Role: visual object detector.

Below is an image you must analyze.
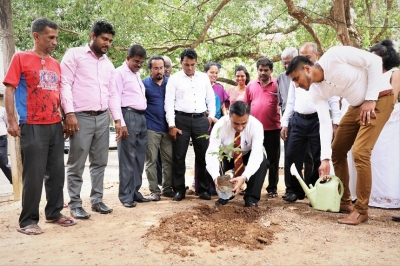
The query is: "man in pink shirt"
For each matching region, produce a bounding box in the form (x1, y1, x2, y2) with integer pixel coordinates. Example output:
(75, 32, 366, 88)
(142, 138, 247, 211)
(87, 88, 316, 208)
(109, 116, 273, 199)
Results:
(244, 58, 281, 198)
(60, 21, 122, 219)
(115, 44, 150, 207)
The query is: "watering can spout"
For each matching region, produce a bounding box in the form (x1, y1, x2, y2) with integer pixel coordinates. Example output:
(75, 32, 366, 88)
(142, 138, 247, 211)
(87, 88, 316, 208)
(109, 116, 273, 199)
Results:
(290, 163, 317, 206)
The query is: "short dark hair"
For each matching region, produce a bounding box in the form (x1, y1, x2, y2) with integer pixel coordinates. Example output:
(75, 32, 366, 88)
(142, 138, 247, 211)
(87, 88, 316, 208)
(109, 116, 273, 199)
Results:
(91, 21, 115, 37)
(204, 62, 221, 72)
(147, 55, 164, 69)
(256, 58, 273, 70)
(235, 65, 250, 85)
(370, 40, 400, 71)
(31, 18, 58, 34)
(127, 44, 146, 58)
(229, 101, 250, 117)
(180, 49, 197, 61)
(285, 56, 314, 76)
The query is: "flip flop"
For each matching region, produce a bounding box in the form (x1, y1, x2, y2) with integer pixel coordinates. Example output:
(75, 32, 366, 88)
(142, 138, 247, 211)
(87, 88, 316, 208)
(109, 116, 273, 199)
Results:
(45, 215, 77, 227)
(16, 224, 44, 235)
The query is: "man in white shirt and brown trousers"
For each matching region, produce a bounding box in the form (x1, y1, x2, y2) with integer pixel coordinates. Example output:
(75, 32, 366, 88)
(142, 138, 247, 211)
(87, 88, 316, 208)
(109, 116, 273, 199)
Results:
(206, 101, 268, 207)
(165, 48, 216, 201)
(286, 46, 394, 225)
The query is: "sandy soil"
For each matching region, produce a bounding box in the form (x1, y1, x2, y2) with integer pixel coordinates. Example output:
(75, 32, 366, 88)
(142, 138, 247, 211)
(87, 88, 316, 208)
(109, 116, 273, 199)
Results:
(1, 151, 400, 265)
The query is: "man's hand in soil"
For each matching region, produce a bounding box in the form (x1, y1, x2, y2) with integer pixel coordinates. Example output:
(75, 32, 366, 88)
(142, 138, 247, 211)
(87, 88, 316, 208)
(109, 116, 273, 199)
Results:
(230, 175, 247, 196)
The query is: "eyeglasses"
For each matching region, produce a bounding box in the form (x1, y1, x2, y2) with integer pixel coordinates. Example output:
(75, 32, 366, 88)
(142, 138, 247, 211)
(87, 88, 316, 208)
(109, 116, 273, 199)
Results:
(151, 67, 164, 71)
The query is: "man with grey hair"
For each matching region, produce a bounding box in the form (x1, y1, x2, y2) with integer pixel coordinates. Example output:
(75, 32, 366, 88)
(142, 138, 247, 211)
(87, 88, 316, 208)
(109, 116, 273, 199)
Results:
(277, 47, 298, 199)
(163, 56, 173, 77)
(281, 42, 341, 203)
(278, 47, 298, 115)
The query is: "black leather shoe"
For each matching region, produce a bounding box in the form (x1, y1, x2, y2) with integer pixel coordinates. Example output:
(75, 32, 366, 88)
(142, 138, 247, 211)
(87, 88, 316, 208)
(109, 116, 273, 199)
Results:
(282, 192, 290, 199)
(172, 192, 185, 201)
(244, 199, 258, 207)
(91, 202, 113, 214)
(392, 215, 400, 222)
(199, 191, 211, 200)
(215, 198, 229, 206)
(136, 198, 151, 203)
(70, 207, 91, 219)
(122, 201, 137, 208)
(283, 193, 305, 203)
(161, 191, 176, 198)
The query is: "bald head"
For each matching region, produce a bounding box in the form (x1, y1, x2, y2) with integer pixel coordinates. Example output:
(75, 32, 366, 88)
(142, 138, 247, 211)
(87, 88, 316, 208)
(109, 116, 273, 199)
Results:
(299, 42, 319, 63)
(163, 56, 172, 77)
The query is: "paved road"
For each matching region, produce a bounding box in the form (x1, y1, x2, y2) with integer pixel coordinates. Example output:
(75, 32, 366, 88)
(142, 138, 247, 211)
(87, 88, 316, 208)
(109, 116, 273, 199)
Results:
(0, 140, 285, 199)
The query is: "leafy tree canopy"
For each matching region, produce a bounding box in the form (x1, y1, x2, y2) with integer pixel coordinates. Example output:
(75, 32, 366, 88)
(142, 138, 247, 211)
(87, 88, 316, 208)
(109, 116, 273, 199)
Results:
(11, 0, 400, 83)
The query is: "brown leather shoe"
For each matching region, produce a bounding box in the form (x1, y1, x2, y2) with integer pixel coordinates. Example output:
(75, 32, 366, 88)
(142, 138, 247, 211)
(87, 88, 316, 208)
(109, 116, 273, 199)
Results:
(338, 210, 368, 225)
(340, 204, 354, 213)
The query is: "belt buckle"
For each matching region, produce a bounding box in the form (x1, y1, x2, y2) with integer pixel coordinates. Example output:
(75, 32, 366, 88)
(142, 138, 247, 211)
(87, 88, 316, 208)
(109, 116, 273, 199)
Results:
(191, 113, 194, 118)
(90, 111, 97, 116)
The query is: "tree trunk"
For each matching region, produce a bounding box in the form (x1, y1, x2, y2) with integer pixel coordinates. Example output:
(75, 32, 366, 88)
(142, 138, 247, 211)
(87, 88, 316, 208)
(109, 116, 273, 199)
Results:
(0, 0, 23, 201)
(331, 0, 361, 47)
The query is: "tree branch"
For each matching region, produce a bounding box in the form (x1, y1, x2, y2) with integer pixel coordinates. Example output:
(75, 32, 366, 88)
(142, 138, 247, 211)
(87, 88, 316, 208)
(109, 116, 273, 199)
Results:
(161, 2, 188, 12)
(58, 27, 79, 35)
(371, 0, 392, 45)
(284, 0, 324, 52)
(190, 0, 232, 48)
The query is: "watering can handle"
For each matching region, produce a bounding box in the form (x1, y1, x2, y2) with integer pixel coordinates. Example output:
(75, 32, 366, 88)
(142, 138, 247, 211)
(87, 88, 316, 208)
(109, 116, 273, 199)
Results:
(315, 175, 344, 197)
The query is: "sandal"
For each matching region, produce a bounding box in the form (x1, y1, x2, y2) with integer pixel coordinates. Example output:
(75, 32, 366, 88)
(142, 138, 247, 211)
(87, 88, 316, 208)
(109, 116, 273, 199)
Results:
(45, 215, 77, 227)
(17, 224, 44, 235)
(268, 191, 278, 198)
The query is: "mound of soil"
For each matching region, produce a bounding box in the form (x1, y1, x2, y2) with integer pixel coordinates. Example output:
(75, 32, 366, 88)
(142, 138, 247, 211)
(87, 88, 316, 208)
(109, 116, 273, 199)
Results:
(144, 204, 276, 256)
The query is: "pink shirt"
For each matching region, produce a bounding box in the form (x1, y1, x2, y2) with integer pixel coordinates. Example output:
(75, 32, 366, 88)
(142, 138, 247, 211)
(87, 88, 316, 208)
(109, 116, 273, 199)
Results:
(244, 78, 280, 131)
(115, 62, 147, 126)
(228, 87, 245, 105)
(60, 44, 121, 121)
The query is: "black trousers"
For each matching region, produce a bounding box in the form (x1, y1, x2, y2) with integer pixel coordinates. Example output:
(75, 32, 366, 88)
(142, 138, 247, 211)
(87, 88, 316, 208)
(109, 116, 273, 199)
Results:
(221, 151, 268, 202)
(263, 129, 281, 193)
(283, 130, 314, 192)
(173, 113, 211, 194)
(19, 123, 65, 227)
(284, 113, 321, 197)
(0, 138, 12, 184)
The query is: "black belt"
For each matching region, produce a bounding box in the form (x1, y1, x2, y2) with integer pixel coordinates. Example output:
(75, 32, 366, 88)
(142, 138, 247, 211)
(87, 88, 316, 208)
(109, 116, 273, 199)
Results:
(0, 135, 7, 140)
(175, 110, 205, 118)
(80, 110, 108, 116)
(122, 107, 145, 115)
(294, 112, 318, 119)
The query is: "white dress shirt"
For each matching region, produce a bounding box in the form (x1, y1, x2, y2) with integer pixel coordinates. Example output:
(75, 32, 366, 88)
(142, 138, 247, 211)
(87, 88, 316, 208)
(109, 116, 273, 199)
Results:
(310, 46, 391, 160)
(0, 107, 8, 136)
(281, 82, 341, 127)
(165, 70, 216, 127)
(206, 115, 264, 181)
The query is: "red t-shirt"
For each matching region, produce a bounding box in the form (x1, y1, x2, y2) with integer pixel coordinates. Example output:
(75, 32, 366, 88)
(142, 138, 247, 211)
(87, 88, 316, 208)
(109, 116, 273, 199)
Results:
(244, 78, 281, 130)
(3, 51, 61, 124)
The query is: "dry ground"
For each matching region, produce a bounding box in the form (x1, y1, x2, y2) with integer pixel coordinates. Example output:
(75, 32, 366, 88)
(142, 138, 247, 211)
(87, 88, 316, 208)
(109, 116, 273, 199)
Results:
(0, 152, 399, 265)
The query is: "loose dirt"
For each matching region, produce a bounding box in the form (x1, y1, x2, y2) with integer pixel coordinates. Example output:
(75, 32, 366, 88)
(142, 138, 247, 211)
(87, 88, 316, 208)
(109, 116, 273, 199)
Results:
(1, 166, 399, 265)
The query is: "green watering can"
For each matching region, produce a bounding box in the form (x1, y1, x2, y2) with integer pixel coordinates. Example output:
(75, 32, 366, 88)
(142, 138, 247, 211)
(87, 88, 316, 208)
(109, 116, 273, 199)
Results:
(290, 163, 344, 212)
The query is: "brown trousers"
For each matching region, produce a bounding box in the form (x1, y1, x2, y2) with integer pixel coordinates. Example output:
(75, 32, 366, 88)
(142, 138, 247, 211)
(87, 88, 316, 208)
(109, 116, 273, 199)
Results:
(332, 94, 395, 214)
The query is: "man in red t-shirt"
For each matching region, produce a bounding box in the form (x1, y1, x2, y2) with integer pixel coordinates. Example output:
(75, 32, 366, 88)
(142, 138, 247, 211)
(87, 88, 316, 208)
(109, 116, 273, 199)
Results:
(244, 58, 281, 198)
(3, 18, 76, 235)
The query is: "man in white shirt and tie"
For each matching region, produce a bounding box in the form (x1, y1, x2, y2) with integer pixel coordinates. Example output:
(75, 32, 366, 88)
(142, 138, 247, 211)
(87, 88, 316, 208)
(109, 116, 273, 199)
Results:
(165, 48, 216, 201)
(286, 46, 393, 225)
(206, 101, 268, 207)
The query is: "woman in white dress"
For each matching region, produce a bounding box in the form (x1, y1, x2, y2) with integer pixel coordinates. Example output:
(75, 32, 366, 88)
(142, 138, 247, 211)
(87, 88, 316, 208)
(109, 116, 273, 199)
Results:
(367, 40, 400, 208)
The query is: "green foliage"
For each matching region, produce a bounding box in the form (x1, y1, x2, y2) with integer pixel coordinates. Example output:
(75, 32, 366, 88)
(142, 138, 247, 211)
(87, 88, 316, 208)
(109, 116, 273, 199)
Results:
(10, 0, 400, 82)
